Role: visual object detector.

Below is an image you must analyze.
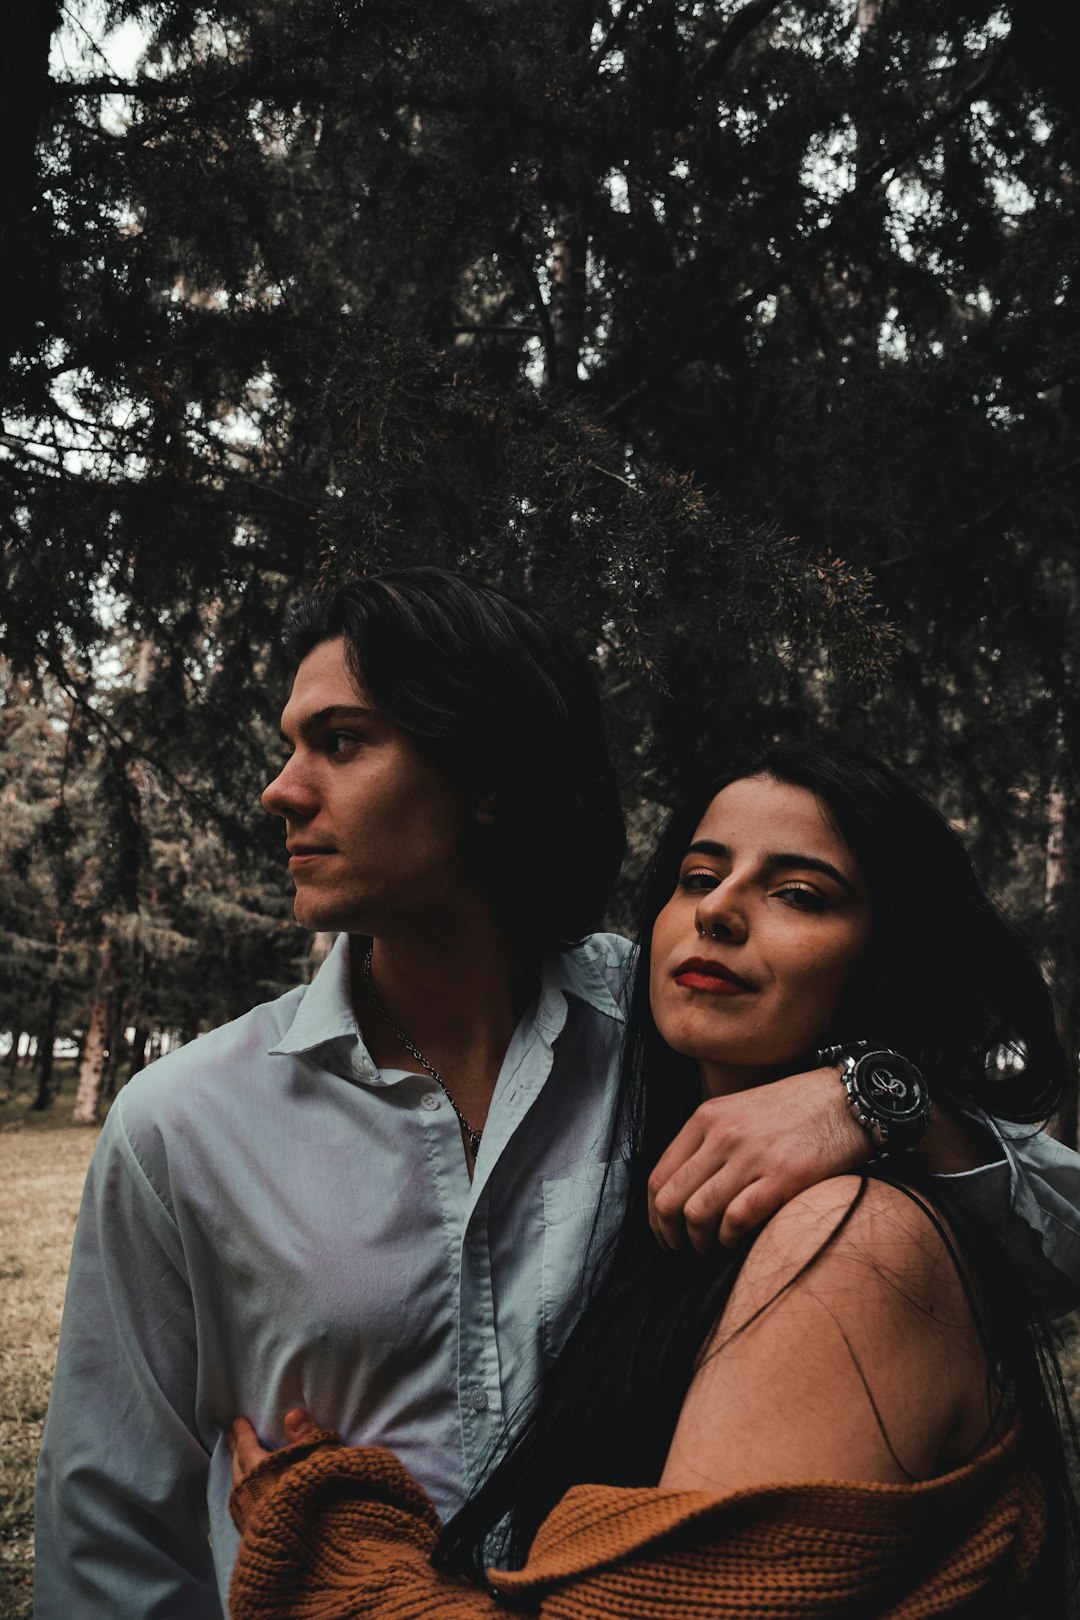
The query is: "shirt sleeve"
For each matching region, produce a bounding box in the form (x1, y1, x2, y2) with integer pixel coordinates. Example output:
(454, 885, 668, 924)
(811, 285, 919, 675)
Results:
(34, 1099, 224, 1618)
(932, 1117, 1080, 1317)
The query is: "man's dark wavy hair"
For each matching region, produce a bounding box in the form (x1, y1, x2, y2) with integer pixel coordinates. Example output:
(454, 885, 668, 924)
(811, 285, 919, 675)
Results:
(285, 568, 626, 946)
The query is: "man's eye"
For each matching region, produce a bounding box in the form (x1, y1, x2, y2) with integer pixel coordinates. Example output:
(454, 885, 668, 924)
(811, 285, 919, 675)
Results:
(775, 885, 829, 913)
(326, 731, 363, 755)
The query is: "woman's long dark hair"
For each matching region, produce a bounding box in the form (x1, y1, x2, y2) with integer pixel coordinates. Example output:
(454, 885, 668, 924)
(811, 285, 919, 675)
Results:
(435, 742, 1076, 1601)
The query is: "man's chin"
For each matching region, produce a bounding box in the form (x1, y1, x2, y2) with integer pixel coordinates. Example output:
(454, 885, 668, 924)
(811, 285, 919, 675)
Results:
(292, 889, 375, 936)
(293, 897, 351, 934)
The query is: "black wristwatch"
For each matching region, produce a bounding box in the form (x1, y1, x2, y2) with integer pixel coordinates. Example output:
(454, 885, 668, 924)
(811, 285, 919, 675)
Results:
(816, 1042, 931, 1161)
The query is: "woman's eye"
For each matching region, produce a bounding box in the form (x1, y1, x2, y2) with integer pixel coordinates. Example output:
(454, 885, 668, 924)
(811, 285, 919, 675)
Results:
(679, 868, 720, 893)
(775, 885, 829, 913)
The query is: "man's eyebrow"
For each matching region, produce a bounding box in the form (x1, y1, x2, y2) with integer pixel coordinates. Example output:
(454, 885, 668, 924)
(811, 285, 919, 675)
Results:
(279, 704, 376, 742)
(684, 840, 858, 898)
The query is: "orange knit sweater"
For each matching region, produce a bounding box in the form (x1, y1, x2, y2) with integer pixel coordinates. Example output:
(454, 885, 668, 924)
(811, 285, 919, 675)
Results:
(229, 1422, 1044, 1619)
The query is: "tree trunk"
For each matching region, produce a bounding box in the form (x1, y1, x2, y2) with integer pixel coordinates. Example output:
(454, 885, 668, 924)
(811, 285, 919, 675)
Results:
(32, 979, 62, 1110)
(1045, 755, 1079, 1147)
(0, 0, 63, 375)
(845, 0, 888, 360)
(545, 206, 587, 389)
(127, 1024, 151, 1081)
(72, 937, 115, 1124)
(134, 638, 155, 693)
(543, 4, 592, 392)
(0, 1035, 16, 1101)
(101, 985, 127, 1100)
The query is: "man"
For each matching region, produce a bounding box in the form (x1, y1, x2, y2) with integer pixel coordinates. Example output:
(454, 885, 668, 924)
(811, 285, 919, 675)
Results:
(36, 569, 1080, 1616)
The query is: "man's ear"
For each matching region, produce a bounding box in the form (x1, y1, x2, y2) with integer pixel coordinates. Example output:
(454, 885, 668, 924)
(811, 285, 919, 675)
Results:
(474, 791, 497, 826)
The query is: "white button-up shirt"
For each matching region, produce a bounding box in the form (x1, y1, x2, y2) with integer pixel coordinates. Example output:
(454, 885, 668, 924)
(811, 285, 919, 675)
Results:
(35, 933, 629, 1615)
(34, 931, 1080, 1616)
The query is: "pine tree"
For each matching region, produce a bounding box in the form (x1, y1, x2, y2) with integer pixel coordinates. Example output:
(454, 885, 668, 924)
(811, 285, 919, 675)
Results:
(3, 0, 1078, 1130)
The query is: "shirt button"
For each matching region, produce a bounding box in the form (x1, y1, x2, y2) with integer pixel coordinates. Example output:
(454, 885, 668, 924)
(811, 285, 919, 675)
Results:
(468, 1389, 489, 1412)
(420, 1091, 441, 1111)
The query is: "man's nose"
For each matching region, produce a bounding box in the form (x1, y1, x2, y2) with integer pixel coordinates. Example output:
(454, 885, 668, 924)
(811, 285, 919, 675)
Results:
(695, 881, 749, 945)
(261, 755, 316, 820)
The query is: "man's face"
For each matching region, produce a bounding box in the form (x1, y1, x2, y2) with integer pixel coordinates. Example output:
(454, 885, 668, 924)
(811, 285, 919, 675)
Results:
(262, 638, 474, 936)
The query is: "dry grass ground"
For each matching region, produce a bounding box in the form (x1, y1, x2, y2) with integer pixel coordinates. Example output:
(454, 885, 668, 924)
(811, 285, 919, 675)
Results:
(1, 1085, 1078, 1620)
(0, 1094, 99, 1620)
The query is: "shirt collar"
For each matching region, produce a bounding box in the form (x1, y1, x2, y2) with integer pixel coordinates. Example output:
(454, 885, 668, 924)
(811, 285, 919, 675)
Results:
(269, 932, 363, 1059)
(269, 931, 625, 1070)
(536, 937, 625, 1029)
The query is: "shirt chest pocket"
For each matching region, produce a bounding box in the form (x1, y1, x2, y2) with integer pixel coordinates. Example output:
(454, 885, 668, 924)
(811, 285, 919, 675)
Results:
(541, 1158, 630, 1360)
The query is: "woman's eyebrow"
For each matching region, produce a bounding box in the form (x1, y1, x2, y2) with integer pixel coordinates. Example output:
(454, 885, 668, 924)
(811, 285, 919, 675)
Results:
(766, 852, 858, 897)
(684, 840, 858, 898)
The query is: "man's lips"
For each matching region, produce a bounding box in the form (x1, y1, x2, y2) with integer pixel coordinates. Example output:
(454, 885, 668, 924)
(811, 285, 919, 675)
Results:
(287, 845, 338, 867)
(672, 957, 755, 994)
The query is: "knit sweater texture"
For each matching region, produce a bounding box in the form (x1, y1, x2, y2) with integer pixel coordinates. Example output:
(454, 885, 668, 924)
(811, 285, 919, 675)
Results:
(229, 1422, 1043, 1619)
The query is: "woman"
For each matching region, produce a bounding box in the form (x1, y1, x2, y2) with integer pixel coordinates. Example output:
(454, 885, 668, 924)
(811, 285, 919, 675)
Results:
(228, 743, 1077, 1617)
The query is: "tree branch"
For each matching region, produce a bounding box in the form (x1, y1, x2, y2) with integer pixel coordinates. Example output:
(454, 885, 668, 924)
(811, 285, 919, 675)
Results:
(448, 324, 542, 336)
(585, 0, 647, 80)
(692, 0, 786, 92)
(856, 39, 1010, 191)
(48, 73, 186, 100)
(601, 38, 1015, 429)
(503, 226, 558, 378)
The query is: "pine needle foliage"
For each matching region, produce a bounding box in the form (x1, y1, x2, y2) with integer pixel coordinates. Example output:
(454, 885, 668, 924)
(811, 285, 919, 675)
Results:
(2, 1, 1078, 1124)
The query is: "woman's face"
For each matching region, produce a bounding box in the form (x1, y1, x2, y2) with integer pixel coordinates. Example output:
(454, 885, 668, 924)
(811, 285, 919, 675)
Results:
(650, 775, 872, 1096)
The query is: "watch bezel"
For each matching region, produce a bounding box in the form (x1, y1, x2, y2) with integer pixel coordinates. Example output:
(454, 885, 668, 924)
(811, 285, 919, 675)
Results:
(849, 1048, 928, 1129)
(819, 1041, 931, 1159)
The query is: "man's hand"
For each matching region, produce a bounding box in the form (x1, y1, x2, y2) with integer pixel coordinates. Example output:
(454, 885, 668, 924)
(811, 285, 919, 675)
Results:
(648, 1066, 871, 1252)
(228, 1409, 322, 1487)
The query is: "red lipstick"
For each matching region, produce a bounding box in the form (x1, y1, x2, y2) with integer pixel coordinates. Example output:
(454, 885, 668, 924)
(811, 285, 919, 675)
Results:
(673, 957, 754, 995)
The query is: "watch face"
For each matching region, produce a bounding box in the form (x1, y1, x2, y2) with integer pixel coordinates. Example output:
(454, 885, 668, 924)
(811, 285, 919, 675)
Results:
(852, 1051, 927, 1125)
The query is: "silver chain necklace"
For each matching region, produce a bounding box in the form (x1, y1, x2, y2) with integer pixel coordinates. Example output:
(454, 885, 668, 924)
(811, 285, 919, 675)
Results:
(362, 943, 482, 1158)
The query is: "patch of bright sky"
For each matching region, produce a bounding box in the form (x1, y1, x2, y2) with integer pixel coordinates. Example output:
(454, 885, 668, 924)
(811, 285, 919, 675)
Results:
(50, 1, 153, 136)
(89, 577, 127, 680)
(878, 308, 908, 360)
(50, 2, 149, 80)
(207, 371, 277, 451)
(886, 171, 938, 268)
(523, 335, 544, 388)
(607, 170, 630, 214)
(589, 8, 626, 76)
(800, 122, 856, 207)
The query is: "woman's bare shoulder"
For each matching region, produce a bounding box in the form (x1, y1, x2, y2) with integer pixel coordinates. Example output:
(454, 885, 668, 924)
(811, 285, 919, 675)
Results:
(724, 1173, 971, 1331)
(660, 1174, 991, 1492)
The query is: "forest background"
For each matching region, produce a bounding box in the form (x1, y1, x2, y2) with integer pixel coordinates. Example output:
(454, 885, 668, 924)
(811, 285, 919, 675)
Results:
(2, 2, 1080, 1614)
(2, 0, 1079, 1133)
